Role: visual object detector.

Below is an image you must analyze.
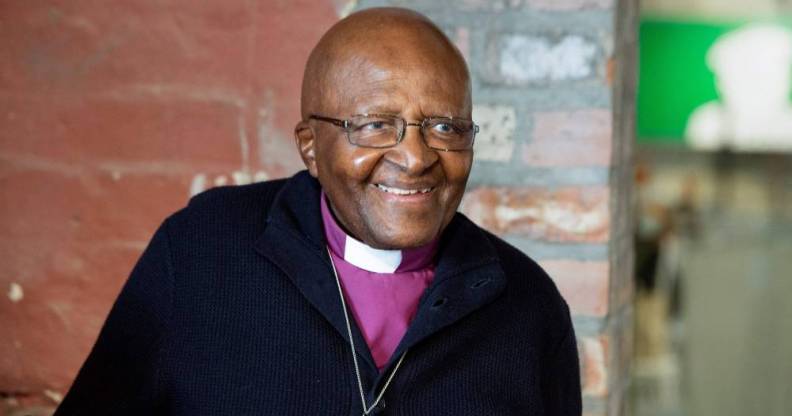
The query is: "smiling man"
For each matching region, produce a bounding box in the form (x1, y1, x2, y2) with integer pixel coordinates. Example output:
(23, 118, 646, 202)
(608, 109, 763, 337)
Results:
(55, 7, 581, 416)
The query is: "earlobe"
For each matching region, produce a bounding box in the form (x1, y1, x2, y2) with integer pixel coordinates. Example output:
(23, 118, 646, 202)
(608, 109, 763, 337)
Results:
(294, 121, 318, 177)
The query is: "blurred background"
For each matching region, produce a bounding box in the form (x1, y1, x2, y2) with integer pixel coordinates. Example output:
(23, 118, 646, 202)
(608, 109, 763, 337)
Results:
(1, 0, 791, 415)
(632, 0, 792, 415)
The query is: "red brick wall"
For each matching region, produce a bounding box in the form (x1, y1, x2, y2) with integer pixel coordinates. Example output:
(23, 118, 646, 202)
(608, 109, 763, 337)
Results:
(1, 1, 342, 411)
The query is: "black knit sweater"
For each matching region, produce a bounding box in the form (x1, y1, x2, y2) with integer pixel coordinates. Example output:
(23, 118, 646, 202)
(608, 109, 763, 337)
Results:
(55, 170, 581, 415)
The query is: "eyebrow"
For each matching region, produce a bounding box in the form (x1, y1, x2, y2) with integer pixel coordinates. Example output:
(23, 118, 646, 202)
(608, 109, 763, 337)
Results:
(346, 97, 402, 115)
(359, 107, 402, 115)
(346, 95, 465, 119)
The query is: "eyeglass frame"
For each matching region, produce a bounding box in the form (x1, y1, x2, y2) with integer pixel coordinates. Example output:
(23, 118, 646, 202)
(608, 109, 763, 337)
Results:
(308, 113, 479, 152)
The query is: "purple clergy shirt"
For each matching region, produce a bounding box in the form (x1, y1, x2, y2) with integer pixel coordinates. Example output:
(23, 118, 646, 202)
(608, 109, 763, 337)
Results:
(320, 192, 437, 370)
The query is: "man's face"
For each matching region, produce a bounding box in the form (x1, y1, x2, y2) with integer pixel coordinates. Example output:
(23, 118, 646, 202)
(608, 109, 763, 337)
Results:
(305, 50, 473, 249)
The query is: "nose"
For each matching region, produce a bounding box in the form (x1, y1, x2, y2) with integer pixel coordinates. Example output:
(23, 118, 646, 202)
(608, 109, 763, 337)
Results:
(384, 123, 439, 175)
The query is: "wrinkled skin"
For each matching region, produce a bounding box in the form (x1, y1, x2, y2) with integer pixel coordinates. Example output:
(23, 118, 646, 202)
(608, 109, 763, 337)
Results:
(295, 8, 473, 249)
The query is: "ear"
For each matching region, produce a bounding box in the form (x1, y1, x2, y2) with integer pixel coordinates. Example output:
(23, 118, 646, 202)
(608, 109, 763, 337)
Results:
(294, 120, 318, 177)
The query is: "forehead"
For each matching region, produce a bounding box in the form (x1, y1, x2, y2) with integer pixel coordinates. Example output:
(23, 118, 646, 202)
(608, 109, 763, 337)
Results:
(326, 50, 471, 117)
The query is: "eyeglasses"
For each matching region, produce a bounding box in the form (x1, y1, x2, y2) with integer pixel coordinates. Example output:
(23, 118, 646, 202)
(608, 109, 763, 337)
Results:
(309, 113, 478, 151)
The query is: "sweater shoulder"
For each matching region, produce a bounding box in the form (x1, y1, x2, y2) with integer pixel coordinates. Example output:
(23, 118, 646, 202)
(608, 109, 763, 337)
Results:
(188, 177, 288, 211)
(480, 227, 552, 289)
(167, 177, 289, 233)
(478, 226, 571, 320)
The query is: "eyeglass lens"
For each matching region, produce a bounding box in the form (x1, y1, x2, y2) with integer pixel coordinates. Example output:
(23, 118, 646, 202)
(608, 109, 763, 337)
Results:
(346, 115, 475, 150)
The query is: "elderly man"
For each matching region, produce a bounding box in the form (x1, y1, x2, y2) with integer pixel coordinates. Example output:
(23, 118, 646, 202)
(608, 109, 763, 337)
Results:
(55, 7, 581, 416)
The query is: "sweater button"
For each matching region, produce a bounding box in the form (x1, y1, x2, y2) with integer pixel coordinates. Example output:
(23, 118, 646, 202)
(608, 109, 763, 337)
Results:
(431, 297, 448, 309)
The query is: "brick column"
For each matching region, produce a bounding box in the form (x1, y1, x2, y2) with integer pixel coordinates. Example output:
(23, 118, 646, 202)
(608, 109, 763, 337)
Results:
(352, 0, 638, 414)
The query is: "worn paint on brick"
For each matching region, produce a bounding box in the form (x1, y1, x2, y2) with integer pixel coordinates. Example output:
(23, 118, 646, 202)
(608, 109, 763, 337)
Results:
(473, 105, 517, 162)
(519, 0, 614, 10)
(539, 260, 609, 316)
(524, 109, 612, 167)
(456, 0, 613, 10)
(580, 335, 609, 397)
(499, 34, 598, 83)
(461, 186, 610, 242)
(454, 27, 471, 61)
(333, 0, 359, 17)
(7, 283, 24, 303)
(189, 170, 273, 197)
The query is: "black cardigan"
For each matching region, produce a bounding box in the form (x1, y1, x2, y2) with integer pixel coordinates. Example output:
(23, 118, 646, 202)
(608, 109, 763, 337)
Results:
(55, 170, 582, 415)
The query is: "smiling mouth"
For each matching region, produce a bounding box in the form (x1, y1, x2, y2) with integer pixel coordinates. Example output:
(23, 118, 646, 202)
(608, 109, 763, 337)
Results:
(375, 183, 434, 195)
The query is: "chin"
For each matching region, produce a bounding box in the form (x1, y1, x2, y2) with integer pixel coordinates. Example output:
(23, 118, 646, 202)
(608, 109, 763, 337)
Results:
(371, 238, 428, 250)
(367, 227, 437, 250)
(364, 212, 454, 249)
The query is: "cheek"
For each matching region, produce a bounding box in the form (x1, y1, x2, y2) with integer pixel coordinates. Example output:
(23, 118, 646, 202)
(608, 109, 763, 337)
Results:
(321, 141, 382, 179)
(438, 154, 472, 213)
(440, 153, 473, 186)
(347, 150, 383, 180)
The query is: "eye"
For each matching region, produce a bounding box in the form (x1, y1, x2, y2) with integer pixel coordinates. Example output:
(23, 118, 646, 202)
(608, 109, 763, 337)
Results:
(352, 117, 396, 134)
(433, 122, 454, 133)
(361, 121, 388, 131)
(430, 121, 461, 136)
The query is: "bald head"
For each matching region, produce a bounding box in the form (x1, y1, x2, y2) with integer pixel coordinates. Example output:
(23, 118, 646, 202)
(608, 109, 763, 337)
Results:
(293, 8, 475, 249)
(300, 7, 470, 119)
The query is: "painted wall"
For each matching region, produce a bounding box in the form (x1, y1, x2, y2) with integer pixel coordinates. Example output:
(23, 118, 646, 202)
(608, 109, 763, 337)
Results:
(0, 1, 343, 411)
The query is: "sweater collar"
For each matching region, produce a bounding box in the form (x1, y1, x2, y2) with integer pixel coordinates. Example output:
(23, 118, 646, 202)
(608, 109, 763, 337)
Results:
(320, 191, 437, 273)
(254, 170, 507, 377)
(257, 170, 505, 288)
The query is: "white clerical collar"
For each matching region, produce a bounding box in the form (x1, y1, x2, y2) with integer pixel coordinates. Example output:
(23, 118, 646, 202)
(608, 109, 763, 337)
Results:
(342, 235, 402, 273)
(320, 190, 437, 274)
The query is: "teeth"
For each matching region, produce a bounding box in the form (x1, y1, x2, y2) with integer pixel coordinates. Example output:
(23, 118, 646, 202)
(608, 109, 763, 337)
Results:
(376, 184, 433, 195)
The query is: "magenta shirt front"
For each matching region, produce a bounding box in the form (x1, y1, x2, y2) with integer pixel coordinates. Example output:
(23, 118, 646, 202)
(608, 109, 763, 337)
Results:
(320, 193, 437, 370)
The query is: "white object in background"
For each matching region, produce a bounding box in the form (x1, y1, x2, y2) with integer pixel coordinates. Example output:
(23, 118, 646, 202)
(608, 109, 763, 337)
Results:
(686, 24, 792, 152)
